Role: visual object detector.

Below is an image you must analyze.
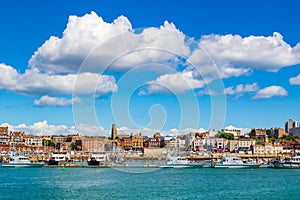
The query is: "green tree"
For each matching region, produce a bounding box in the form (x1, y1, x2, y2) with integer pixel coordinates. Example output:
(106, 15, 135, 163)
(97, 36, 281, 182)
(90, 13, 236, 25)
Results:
(160, 142, 167, 148)
(281, 135, 297, 142)
(70, 142, 77, 150)
(42, 139, 55, 147)
(216, 132, 234, 140)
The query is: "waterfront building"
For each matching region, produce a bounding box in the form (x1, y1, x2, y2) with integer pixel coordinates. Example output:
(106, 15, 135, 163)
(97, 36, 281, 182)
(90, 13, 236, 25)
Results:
(168, 138, 186, 150)
(216, 138, 228, 152)
(154, 132, 161, 147)
(227, 139, 256, 152)
(24, 134, 43, 147)
(0, 126, 9, 145)
(289, 127, 300, 137)
(10, 131, 25, 145)
(131, 133, 143, 151)
(185, 133, 195, 151)
(203, 138, 216, 152)
(193, 138, 204, 151)
(51, 135, 67, 151)
(65, 134, 82, 151)
(253, 142, 283, 155)
(285, 118, 298, 133)
(82, 137, 107, 152)
(267, 127, 287, 138)
(161, 135, 173, 145)
(120, 137, 132, 151)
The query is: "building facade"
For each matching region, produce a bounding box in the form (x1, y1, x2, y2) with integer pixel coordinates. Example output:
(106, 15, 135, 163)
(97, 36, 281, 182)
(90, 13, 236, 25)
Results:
(285, 118, 298, 133)
(82, 137, 107, 152)
(290, 127, 300, 137)
(267, 127, 287, 138)
(0, 127, 9, 145)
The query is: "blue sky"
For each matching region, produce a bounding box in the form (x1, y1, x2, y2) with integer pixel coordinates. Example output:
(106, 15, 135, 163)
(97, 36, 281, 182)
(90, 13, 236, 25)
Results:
(0, 0, 300, 136)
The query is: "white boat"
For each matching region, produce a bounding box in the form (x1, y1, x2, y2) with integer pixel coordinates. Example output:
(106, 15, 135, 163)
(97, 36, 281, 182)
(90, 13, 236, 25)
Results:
(88, 153, 109, 166)
(273, 154, 300, 169)
(1, 154, 44, 168)
(47, 153, 70, 166)
(160, 153, 204, 168)
(214, 154, 260, 169)
(114, 155, 125, 164)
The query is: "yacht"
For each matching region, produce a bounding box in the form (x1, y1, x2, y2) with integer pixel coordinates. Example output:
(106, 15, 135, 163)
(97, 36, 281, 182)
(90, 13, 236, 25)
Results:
(1, 153, 44, 168)
(273, 154, 300, 169)
(160, 153, 204, 168)
(214, 154, 260, 168)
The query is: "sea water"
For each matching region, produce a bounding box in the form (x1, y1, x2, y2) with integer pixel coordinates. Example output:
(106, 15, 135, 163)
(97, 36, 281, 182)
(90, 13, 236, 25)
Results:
(0, 167, 300, 199)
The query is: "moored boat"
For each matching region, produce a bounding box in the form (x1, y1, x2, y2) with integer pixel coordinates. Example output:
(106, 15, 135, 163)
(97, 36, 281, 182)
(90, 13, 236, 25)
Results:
(273, 154, 300, 169)
(1, 153, 44, 168)
(160, 153, 204, 168)
(47, 153, 70, 166)
(87, 153, 109, 166)
(214, 154, 260, 169)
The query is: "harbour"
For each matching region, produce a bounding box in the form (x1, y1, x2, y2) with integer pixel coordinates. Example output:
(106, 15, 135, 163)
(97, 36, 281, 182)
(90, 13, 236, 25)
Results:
(1, 167, 300, 200)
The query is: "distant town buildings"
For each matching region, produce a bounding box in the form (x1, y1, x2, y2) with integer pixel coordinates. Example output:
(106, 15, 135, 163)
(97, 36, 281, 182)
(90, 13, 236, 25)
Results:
(1, 118, 300, 155)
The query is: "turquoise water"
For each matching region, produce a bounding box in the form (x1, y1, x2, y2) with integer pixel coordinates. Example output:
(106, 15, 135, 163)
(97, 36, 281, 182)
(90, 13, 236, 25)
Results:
(1, 167, 300, 199)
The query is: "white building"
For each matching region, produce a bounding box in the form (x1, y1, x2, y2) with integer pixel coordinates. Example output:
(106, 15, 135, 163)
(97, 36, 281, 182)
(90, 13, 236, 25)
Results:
(253, 143, 283, 155)
(168, 138, 186, 150)
(25, 136, 43, 147)
(193, 139, 204, 151)
(185, 133, 195, 151)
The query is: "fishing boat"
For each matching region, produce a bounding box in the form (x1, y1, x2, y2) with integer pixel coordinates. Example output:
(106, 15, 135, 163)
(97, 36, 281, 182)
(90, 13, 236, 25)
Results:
(1, 153, 44, 168)
(214, 154, 260, 168)
(273, 154, 300, 169)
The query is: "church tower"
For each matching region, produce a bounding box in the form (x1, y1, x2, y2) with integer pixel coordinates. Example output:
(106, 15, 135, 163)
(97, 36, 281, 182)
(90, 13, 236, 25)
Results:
(111, 123, 117, 140)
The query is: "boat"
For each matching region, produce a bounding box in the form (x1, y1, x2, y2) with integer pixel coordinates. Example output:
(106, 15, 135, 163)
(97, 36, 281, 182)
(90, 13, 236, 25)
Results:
(273, 154, 300, 169)
(87, 153, 109, 166)
(1, 153, 44, 168)
(160, 153, 204, 168)
(47, 153, 70, 166)
(213, 154, 260, 168)
(114, 155, 125, 164)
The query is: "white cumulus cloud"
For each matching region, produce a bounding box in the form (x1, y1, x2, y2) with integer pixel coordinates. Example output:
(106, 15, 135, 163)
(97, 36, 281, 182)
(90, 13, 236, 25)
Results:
(0, 121, 109, 136)
(0, 63, 117, 97)
(29, 12, 190, 74)
(253, 85, 288, 99)
(34, 96, 81, 107)
(139, 71, 204, 95)
(225, 83, 259, 95)
(193, 32, 300, 78)
(289, 74, 300, 85)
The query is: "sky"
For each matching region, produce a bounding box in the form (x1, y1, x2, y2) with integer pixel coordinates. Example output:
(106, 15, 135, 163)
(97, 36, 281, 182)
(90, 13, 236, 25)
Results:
(0, 0, 300, 136)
